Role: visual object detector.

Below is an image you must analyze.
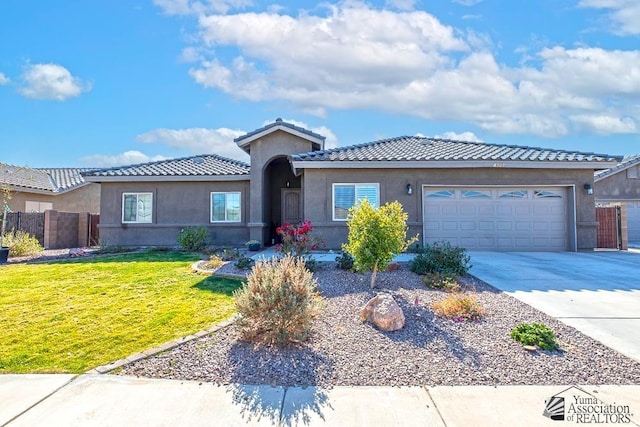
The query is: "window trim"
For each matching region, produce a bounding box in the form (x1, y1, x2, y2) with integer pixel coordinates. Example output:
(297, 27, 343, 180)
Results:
(210, 191, 242, 223)
(332, 183, 380, 221)
(122, 192, 153, 224)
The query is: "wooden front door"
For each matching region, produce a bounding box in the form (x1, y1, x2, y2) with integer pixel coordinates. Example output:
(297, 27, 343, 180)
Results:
(282, 189, 302, 226)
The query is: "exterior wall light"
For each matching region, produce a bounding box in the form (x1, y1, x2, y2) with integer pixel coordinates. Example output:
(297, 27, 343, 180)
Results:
(584, 183, 593, 195)
(406, 183, 413, 195)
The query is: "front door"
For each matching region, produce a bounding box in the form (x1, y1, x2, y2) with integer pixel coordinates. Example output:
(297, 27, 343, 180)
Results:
(282, 189, 302, 226)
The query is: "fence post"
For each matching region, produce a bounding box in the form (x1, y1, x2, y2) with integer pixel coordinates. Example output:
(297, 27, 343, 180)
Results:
(43, 210, 58, 249)
(77, 212, 90, 247)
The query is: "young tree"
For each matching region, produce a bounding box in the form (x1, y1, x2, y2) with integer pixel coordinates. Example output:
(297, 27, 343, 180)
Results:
(343, 199, 418, 288)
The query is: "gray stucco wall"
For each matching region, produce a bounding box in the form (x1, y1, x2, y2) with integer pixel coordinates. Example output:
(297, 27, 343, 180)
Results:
(8, 183, 101, 213)
(301, 167, 597, 251)
(98, 180, 249, 247)
(595, 165, 640, 200)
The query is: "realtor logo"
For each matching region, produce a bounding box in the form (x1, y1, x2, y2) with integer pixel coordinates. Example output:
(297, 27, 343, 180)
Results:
(544, 396, 565, 421)
(543, 386, 635, 424)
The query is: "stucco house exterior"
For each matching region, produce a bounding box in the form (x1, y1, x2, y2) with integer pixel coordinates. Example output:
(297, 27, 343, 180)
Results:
(83, 118, 621, 251)
(0, 164, 100, 213)
(594, 155, 640, 242)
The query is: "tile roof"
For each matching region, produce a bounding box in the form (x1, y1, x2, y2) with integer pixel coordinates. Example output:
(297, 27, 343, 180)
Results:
(0, 164, 91, 193)
(83, 154, 250, 177)
(234, 118, 326, 144)
(595, 154, 640, 181)
(290, 136, 622, 164)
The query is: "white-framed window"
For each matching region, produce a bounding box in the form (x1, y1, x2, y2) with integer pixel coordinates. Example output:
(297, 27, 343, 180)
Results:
(122, 193, 153, 223)
(332, 183, 379, 221)
(211, 192, 241, 222)
(25, 201, 53, 212)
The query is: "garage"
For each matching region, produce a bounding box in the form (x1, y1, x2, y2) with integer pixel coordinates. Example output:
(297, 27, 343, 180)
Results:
(626, 201, 640, 242)
(423, 186, 571, 251)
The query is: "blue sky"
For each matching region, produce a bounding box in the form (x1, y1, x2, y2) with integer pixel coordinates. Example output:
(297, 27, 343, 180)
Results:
(0, 0, 639, 167)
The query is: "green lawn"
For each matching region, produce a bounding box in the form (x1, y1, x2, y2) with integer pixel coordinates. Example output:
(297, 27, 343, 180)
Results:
(0, 251, 243, 374)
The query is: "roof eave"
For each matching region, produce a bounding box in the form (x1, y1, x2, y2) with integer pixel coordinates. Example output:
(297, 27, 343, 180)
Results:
(235, 125, 324, 153)
(83, 174, 251, 183)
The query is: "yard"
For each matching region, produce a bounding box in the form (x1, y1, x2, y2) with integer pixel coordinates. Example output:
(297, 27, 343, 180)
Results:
(0, 250, 243, 374)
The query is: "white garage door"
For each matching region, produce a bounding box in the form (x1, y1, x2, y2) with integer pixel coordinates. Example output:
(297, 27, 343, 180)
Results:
(423, 187, 569, 251)
(626, 201, 640, 242)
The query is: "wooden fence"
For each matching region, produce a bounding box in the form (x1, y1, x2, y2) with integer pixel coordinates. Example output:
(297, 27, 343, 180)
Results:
(0, 211, 99, 249)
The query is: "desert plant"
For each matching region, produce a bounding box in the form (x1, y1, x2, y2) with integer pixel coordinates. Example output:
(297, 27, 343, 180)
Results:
(335, 252, 355, 271)
(1, 229, 44, 257)
(343, 199, 417, 288)
(234, 254, 255, 270)
(431, 293, 485, 322)
(410, 241, 471, 276)
(510, 323, 558, 350)
(234, 255, 324, 346)
(217, 247, 239, 261)
(177, 226, 208, 252)
(245, 240, 261, 251)
(423, 272, 461, 293)
(204, 254, 224, 270)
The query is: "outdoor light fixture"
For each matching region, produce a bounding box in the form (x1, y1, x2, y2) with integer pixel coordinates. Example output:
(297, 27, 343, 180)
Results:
(584, 183, 594, 195)
(406, 183, 413, 195)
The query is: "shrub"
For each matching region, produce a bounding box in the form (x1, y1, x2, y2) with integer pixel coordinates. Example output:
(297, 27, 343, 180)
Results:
(217, 248, 239, 261)
(423, 272, 461, 293)
(234, 255, 324, 346)
(204, 255, 224, 270)
(178, 227, 208, 252)
(410, 241, 471, 276)
(510, 323, 558, 350)
(275, 220, 324, 257)
(335, 252, 355, 271)
(343, 199, 418, 288)
(431, 293, 485, 322)
(234, 255, 255, 270)
(2, 230, 44, 257)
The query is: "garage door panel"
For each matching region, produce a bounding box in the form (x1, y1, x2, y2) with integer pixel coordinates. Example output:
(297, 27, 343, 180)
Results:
(424, 187, 569, 251)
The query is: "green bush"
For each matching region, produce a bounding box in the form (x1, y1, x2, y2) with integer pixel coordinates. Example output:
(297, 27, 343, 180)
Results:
(204, 255, 224, 270)
(234, 255, 324, 346)
(217, 248, 240, 261)
(410, 241, 471, 276)
(234, 255, 254, 270)
(2, 230, 44, 257)
(423, 272, 461, 293)
(510, 323, 558, 350)
(177, 227, 208, 252)
(335, 252, 355, 271)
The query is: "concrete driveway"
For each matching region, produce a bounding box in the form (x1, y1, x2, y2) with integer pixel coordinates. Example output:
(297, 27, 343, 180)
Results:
(469, 250, 640, 362)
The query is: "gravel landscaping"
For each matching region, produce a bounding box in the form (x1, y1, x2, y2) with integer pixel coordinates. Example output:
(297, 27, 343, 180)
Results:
(118, 262, 640, 386)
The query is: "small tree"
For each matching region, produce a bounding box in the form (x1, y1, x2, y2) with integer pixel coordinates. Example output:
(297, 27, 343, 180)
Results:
(343, 199, 417, 288)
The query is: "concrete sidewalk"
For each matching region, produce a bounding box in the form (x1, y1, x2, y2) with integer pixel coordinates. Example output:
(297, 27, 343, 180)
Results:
(2, 374, 639, 426)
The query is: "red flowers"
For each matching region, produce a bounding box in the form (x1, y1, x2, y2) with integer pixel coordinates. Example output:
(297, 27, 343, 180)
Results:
(276, 220, 324, 257)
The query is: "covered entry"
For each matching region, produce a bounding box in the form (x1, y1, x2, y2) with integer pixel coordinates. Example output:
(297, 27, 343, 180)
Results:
(423, 186, 571, 251)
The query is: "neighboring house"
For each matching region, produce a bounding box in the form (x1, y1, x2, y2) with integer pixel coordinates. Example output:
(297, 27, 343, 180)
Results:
(0, 164, 100, 213)
(594, 155, 640, 242)
(83, 118, 621, 251)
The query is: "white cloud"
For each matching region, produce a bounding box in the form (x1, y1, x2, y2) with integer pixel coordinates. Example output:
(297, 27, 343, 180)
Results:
(570, 114, 637, 134)
(579, 0, 640, 35)
(79, 151, 168, 167)
(176, 3, 640, 138)
(385, 0, 417, 11)
(0, 72, 9, 85)
(153, 0, 251, 15)
(19, 63, 91, 101)
(136, 127, 249, 161)
(452, 0, 483, 5)
(435, 131, 483, 142)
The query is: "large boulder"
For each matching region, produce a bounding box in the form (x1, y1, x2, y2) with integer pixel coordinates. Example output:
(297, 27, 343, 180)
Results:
(360, 293, 405, 332)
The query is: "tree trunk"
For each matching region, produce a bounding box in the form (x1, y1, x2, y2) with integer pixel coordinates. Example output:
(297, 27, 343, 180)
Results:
(370, 260, 378, 289)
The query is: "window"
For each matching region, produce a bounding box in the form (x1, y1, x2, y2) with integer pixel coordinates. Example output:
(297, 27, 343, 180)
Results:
(426, 190, 455, 199)
(122, 193, 152, 223)
(499, 190, 528, 199)
(211, 192, 241, 222)
(534, 190, 562, 199)
(461, 190, 490, 199)
(333, 183, 379, 220)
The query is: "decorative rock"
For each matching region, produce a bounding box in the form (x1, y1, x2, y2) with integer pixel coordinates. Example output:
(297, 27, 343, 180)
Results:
(360, 293, 405, 332)
(523, 345, 537, 352)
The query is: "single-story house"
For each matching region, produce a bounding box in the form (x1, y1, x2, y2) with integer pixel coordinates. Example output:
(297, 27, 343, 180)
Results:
(0, 164, 100, 213)
(594, 155, 640, 243)
(83, 118, 621, 251)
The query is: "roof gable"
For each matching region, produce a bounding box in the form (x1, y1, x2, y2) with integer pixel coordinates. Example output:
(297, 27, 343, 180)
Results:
(234, 118, 325, 153)
(594, 154, 640, 181)
(0, 164, 91, 194)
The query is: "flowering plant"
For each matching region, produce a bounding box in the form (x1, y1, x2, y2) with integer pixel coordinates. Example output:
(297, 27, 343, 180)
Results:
(275, 220, 324, 257)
